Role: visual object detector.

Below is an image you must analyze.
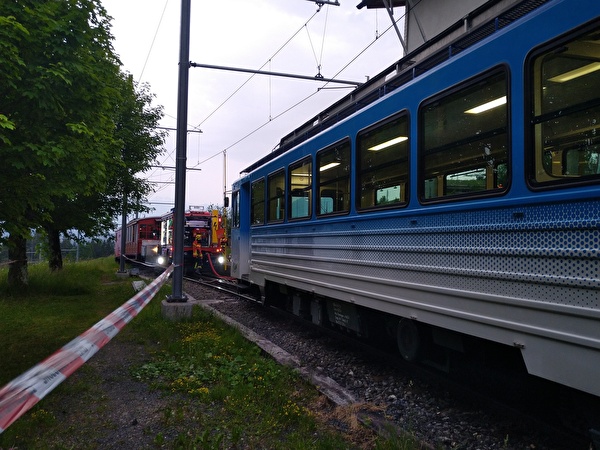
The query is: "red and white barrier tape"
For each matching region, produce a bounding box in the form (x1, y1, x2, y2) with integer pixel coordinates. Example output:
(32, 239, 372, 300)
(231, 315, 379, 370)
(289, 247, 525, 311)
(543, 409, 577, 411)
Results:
(0, 264, 174, 433)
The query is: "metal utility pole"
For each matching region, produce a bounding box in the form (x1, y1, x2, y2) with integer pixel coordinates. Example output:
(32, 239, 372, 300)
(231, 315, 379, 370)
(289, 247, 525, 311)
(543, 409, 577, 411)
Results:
(167, 0, 191, 302)
(118, 190, 127, 273)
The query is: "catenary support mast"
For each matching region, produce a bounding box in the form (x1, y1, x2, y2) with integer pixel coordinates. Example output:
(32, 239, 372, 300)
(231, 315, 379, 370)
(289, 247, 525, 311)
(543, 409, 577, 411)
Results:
(168, 0, 191, 302)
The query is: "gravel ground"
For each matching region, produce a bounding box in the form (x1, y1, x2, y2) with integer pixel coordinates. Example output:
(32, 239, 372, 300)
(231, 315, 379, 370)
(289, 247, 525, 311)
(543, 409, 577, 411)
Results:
(183, 280, 584, 450)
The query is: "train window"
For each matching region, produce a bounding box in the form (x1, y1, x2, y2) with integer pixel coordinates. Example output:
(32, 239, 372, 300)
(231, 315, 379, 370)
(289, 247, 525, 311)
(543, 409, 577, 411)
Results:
(357, 113, 409, 210)
(161, 218, 173, 245)
(250, 178, 265, 226)
(139, 224, 158, 240)
(288, 157, 312, 220)
(267, 170, 285, 223)
(231, 191, 240, 228)
(528, 26, 600, 186)
(317, 140, 351, 216)
(420, 69, 509, 201)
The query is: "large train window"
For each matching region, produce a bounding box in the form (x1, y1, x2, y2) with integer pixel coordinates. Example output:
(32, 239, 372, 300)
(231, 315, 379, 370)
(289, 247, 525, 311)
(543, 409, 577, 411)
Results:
(528, 25, 600, 187)
(419, 68, 509, 202)
(250, 178, 265, 226)
(288, 157, 312, 220)
(317, 140, 351, 216)
(139, 222, 159, 240)
(357, 112, 409, 210)
(267, 170, 285, 223)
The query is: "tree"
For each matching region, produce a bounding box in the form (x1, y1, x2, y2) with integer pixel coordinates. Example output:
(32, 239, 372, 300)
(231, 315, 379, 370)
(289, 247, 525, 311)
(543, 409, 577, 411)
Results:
(42, 75, 165, 271)
(0, 0, 122, 286)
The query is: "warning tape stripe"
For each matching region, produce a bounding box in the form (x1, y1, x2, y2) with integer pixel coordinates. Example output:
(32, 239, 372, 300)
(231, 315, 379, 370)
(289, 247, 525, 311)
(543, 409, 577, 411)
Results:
(0, 265, 174, 433)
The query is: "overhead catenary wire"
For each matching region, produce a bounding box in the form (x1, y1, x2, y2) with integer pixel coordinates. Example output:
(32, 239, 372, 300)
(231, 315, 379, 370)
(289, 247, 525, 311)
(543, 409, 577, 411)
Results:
(191, 88, 321, 169)
(148, 5, 326, 189)
(189, 5, 408, 165)
(194, 8, 321, 130)
(318, 3, 330, 75)
(304, 3, 330, 78)
(138, 0, 170, 82)
(150, 4, 329, 175)
(148, 3, 408, 201)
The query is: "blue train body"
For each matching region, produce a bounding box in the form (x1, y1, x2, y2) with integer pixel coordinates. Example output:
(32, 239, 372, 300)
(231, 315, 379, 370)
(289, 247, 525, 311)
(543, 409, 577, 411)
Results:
(231, 0, 600, 398)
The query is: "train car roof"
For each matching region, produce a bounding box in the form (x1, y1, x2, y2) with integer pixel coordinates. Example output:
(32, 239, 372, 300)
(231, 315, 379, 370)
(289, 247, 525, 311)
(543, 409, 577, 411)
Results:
(127, 216, 161, 224)
(241, 0, 548, 175)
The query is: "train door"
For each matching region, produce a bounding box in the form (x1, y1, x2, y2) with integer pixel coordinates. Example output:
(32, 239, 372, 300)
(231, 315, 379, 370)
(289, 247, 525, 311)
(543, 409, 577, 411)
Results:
(230, 179, 250, 280)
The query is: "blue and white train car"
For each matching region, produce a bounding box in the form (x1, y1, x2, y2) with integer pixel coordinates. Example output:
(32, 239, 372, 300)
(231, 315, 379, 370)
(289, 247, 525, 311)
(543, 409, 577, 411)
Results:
(230, 0, 600, 400)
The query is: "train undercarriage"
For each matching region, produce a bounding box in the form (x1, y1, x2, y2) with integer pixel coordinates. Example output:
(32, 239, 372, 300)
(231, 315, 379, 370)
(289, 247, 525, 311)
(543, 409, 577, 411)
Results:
(259, 280, 527, 375)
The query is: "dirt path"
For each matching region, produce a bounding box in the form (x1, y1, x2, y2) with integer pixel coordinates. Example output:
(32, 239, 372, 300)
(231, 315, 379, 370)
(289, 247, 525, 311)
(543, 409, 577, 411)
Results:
(38, 338, 201, 449)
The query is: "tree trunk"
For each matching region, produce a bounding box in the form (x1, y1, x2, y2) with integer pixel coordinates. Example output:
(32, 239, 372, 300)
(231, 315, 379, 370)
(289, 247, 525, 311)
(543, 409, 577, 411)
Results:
(7, 234, 28, 289)
(47, 228, 63, 271)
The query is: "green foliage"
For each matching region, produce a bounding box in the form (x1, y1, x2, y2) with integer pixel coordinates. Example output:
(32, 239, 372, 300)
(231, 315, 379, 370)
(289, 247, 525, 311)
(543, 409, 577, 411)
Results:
(0, 0, 166, 280)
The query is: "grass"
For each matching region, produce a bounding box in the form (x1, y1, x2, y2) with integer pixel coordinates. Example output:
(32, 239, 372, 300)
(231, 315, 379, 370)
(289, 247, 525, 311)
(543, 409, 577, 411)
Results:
(0, 257, 135, 386)
(0, 257, 421, 449)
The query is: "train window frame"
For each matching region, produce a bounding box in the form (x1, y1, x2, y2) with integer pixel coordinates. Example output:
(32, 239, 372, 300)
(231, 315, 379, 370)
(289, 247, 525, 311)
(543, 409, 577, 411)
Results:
(267, 169, 286, 223)
(231, 190, 240, 229)
(418, 66, 510, 204)
(317, 139, 351, 217)
(526, 21, 600, 189)
(250, 178, 265, 226)
(288, 156, 312, 221)
(356, 111, 410, 211)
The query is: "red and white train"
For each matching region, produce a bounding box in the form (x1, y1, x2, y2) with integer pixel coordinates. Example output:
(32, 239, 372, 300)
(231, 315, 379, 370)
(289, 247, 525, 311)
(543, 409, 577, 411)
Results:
(114, 216, 161, 263)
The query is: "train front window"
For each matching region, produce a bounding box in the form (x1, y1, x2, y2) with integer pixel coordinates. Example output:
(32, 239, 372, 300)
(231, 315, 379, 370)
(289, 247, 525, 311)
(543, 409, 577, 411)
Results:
(529, 26, 600, 186)
(267, 170, 285, 223)
(251, 178, 265, 226)
(288, 157, 312, 220)
(317, 140, 351, 216)
(357, 113, 409, 210)
(420, 69, 509, 201)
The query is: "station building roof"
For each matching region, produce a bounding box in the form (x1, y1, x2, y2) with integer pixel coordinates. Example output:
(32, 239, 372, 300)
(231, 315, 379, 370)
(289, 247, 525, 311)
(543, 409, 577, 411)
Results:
(356, 0, 406, 9)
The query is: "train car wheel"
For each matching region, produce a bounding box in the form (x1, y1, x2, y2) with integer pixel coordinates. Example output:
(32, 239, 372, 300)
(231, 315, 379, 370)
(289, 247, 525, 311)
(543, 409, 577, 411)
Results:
(397, 318, 422, 362)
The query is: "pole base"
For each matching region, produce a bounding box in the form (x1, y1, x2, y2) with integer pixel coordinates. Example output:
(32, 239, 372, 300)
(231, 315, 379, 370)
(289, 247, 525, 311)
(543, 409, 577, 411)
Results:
(161, 299, 193, 321)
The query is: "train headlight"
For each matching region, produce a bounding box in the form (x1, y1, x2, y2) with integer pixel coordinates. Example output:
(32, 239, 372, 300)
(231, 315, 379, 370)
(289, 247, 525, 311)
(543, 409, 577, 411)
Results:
(217, 255, 225, 265)
(157, 255, 166, 265)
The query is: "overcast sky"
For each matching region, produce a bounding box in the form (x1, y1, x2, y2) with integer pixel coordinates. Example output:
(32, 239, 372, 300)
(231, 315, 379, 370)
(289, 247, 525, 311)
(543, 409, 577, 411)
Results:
(101, 0, 406, 216)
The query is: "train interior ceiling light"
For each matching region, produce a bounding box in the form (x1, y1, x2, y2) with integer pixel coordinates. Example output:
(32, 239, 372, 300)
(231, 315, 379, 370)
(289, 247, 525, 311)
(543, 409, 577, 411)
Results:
(465, 96, 507, 114)
(368, 136, 408, 151)
(320, 162, 340, 171)
(548, 62, 600, 83)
